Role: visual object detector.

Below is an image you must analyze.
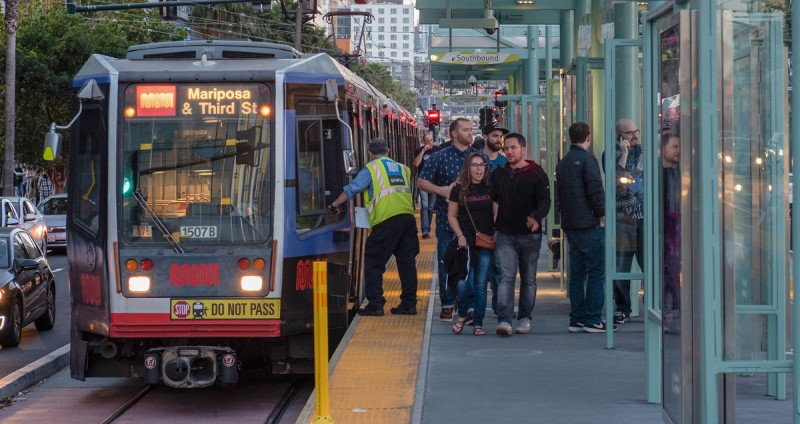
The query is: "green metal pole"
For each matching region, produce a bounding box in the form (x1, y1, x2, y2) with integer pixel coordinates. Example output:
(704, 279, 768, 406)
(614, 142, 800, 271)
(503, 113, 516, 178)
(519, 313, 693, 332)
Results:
(792, 1, 800, 421)
(560, 11, 574, 70)
(545, 26, 553, 81)
(698, 2, 722, 422)
(68, 0, 252, 13)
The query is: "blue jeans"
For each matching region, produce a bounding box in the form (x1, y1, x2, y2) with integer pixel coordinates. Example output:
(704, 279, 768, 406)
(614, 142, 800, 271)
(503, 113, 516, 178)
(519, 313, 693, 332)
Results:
(564, 226, 605, 325)
(456, 247, 493, 327)
(489, 257, 500, 313)
(436, 223, 456, 308)
(495, 232, 542, 325)
(419, 191, 436, 234)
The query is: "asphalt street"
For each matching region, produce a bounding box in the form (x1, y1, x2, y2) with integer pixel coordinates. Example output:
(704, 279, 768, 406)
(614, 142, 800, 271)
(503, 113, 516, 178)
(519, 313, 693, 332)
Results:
(0, 251, 69, 379)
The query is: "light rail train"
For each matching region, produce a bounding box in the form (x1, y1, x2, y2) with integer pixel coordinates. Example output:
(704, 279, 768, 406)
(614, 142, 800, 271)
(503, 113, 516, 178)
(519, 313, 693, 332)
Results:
(51, 40, 418, 388)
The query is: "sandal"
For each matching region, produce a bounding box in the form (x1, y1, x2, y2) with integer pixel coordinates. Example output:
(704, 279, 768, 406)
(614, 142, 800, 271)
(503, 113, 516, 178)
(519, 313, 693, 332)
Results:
(473, 326, 486, 336)
(452, 319, 466, 335)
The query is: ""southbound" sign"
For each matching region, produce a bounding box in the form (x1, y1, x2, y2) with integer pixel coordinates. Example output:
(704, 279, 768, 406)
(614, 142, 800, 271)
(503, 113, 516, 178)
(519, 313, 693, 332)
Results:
(431, 51, 520, 65)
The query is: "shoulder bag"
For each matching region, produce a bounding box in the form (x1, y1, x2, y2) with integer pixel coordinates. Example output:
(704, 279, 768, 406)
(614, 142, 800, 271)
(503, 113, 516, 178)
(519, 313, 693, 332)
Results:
(464, 200, 496, 252)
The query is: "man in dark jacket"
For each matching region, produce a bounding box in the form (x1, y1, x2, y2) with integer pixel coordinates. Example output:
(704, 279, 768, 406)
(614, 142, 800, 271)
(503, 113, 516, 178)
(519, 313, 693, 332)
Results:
(490, 133, 550, 336)
(556, 122, 612, 333)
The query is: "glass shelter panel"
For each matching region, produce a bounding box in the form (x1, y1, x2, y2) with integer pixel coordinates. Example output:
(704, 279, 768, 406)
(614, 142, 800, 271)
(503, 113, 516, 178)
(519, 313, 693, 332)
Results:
(718, 11, 788, 363)
(657, 15, 691, 422)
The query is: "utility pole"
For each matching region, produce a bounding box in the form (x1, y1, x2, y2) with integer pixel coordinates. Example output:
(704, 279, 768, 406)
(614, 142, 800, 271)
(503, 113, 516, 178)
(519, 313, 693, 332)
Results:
(4, 0, 19, 196)
(294, 3, 303, 52)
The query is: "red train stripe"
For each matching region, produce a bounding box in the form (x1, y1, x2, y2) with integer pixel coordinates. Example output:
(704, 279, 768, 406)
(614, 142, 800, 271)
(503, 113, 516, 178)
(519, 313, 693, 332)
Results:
(109, 313, 281, 338)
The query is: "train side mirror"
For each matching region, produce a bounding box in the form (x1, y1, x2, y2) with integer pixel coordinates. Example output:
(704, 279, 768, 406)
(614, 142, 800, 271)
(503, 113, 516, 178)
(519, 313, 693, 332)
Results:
(43, 79, 104, 161)
(343, 150, 357, 175)
(43, 130, 63, 161)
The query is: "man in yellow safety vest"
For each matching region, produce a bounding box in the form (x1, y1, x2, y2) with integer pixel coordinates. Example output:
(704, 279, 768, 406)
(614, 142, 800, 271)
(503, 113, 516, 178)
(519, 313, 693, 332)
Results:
(330, 138, 419, 316)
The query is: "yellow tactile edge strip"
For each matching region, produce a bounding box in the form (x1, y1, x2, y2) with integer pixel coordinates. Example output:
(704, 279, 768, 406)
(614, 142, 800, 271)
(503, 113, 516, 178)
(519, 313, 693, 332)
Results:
(299, 216, 435, 424)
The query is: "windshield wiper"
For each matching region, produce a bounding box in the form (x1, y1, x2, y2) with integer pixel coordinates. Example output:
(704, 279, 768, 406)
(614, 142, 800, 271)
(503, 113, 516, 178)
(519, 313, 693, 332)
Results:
(133, 190, 184, 254)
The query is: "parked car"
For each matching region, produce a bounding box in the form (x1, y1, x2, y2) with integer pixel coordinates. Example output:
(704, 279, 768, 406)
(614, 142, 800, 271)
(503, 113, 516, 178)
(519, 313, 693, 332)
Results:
(0, 227, 56, 347)
(1, 197, 48, 254)
(38, 194, 67, 251)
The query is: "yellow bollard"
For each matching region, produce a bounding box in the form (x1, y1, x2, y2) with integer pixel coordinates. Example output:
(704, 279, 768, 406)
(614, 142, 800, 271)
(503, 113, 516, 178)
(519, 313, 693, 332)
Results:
(312, 260, 334, 424)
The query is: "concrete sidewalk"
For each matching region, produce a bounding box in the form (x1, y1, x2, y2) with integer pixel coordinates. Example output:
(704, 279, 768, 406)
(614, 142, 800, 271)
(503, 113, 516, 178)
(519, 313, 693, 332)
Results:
(413, 270, 793, 423)
(0, 344, 69, 401)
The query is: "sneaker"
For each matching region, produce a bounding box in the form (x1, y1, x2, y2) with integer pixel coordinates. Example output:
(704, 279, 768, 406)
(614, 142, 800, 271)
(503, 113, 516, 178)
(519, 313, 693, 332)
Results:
(614, 311, 630, 324)
(515, 318, 531, 334)
(568, 321, 585, 333)
(496, 321, 513, 336)
(465, 310, 474, 326)
(390, 303, 417, 315)
(357, 306, 384, 317)
(584, 321, 617, 333)
(421, 233, 431, 239)
(439, 307, 454, 321)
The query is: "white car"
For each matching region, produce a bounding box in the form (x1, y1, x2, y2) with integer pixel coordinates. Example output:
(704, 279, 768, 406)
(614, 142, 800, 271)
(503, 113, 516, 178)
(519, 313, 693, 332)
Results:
(1, 197, 48, 253)
(38, 194, 67, 250)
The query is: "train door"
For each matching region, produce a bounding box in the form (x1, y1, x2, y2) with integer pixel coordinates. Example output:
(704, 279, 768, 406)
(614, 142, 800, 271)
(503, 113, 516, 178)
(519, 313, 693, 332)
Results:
(346, 100, 367, 312)
(67, 91, 109, 380)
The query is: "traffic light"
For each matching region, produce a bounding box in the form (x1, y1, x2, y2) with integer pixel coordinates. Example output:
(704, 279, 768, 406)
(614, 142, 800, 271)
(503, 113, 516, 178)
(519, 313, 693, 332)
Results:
(494, 89, 508, 109)
(159, 0, 178, 21)
(427, 109, 440, 131)
(479, 106, 492, 129)
(252, 1, 273, 12)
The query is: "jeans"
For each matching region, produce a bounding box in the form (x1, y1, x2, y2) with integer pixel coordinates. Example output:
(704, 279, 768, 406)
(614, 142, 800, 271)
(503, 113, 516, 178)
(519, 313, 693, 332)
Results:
(565, 226, 605, 325)
(436, 223, 456, 308)
(456, 247, 493, 327)
(614, 220, 644, 314)
(495, 232, 542, 325)
(489, 258, 500, 313)
(419, 191, 436, 234)
(363, 214, 420, 308)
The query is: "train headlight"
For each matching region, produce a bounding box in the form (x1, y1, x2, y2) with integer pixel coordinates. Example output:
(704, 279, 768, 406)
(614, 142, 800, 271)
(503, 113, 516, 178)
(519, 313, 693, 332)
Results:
(129, 276, 151, 292)
(241, 276, 262, 291)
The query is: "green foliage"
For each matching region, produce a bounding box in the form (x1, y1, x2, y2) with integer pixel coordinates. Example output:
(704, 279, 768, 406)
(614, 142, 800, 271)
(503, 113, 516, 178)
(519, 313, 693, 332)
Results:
(350, 62, 417, 112)
(188, 1, 333, 53)
(0, 2, 186, 166)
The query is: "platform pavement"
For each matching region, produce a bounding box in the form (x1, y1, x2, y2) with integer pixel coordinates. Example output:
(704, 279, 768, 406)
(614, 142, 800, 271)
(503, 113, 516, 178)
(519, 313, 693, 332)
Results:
(414, 268, 794, 423)
(414, 269, 662, 423)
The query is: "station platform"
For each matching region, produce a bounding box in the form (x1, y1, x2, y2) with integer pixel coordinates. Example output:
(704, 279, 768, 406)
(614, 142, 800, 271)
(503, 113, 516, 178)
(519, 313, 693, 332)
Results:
(298, 220, 795, 424)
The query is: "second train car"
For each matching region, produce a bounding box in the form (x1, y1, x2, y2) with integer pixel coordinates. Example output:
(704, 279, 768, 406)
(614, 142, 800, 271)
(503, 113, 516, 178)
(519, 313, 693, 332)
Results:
(53, 40, 419, 388)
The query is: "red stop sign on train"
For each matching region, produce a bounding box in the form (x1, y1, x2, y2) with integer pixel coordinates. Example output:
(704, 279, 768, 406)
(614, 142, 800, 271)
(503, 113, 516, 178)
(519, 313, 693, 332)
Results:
(174, 301, 190, 318)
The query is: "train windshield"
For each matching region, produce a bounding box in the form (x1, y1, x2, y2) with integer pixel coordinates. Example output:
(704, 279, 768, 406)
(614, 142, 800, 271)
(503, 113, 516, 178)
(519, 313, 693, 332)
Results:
(120, 83, 273, 246)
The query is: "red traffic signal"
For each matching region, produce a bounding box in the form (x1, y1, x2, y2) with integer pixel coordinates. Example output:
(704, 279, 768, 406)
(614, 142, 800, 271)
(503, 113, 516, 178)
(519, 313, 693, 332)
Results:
(427, 109, 440, 126)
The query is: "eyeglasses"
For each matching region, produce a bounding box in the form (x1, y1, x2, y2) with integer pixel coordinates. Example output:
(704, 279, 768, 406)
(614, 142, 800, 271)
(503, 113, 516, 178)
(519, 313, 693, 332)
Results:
(469, 163, 488, 168)
(621, 129, 640, 136)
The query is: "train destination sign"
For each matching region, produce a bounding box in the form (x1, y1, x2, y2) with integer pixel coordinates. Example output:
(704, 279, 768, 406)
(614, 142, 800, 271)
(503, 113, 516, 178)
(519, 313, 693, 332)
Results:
(132, 84, 266, 118)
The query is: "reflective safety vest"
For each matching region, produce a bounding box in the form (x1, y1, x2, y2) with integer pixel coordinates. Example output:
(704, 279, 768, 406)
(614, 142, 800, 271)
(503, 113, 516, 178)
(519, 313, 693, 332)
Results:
(365, 156, 414, 227)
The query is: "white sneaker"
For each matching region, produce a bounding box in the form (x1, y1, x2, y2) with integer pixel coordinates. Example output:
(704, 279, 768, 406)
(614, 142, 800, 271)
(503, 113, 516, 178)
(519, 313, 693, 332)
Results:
(496, 321, 513, 336)
(515, 318, 531, 334)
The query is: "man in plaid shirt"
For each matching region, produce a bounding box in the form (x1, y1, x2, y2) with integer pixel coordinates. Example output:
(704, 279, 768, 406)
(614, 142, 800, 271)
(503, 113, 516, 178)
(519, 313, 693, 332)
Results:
(38, 171, 54, 204)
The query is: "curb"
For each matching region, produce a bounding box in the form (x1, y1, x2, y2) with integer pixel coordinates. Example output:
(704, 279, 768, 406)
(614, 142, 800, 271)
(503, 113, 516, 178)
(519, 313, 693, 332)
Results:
(0, 344, 70, 400)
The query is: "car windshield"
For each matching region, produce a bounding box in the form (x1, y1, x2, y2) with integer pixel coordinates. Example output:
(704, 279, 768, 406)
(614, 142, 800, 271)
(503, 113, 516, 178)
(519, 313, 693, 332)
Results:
(40, 197, 68, 215)
(0, 238, 8, 268)
(10, 201, 20, 217)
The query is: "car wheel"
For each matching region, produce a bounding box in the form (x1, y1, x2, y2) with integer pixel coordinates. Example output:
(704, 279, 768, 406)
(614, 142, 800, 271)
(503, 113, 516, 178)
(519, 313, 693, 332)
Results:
(0, 300, 22, 348)
(35, 283, 56, 331)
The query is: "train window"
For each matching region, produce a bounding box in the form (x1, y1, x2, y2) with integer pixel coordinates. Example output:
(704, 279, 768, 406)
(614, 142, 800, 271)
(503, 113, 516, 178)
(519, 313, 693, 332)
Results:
(72, 105, 104, 236)
(297, 119, 326, 217)
(120, 83, 273, 246)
